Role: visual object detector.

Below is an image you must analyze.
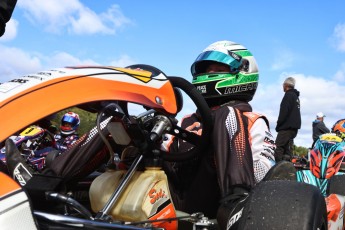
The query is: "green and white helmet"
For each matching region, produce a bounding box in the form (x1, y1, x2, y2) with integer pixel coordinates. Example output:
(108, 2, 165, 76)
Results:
(191, 40, 259, 106)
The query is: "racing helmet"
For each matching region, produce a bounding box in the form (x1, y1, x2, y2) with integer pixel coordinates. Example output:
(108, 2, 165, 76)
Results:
(60, 112, 80, 135)
(332, 119, 345, 140)
(310, 133, 345, 179)
(191, 40, 259, 107)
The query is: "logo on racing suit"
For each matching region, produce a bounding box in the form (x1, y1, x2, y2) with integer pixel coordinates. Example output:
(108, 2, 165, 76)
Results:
(13, 163, 32, 186)
(227, 207, 244, 229)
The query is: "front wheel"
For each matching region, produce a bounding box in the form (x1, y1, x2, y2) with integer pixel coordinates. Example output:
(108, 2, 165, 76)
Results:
(239, 180, 327, 230)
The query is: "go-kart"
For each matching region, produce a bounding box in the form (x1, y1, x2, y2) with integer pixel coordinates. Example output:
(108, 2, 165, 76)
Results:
(0, 65, 328, 229)
(296, 133, 345, 230)
(0, 125, 57, 174)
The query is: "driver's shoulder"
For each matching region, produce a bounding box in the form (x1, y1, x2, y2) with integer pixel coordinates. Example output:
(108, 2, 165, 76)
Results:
(243, 111, 265, 122)
(243, 112, 269, 129)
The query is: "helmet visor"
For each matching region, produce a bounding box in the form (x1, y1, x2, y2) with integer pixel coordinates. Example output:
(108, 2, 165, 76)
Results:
(62, 114, 79, 127)
(191, 51, 242, 76)
(62, 116, 76, 124)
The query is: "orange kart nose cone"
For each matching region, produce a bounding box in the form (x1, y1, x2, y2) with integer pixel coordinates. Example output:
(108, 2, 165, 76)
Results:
(0, 66, 178, 142)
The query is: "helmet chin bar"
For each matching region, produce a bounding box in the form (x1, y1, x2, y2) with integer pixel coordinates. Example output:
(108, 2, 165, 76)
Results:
(193, 77, 257, 107)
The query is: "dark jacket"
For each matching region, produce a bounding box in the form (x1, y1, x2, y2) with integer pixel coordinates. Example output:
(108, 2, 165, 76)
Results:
(312, 120, 330, 142)
(0, 0, 17, 36)
(276, 88, 301, 132)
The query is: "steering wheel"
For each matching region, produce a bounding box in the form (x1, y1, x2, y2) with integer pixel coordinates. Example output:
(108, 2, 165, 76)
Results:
(40, 130, 56, 149)
(118, 64, 212, 162)
(159, 76, 212, 162)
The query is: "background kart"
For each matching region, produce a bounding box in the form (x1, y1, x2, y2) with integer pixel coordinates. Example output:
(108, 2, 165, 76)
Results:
(0, 65, 327, 229)
(296, 133, 345, 230)
(0, 125, 57, 174)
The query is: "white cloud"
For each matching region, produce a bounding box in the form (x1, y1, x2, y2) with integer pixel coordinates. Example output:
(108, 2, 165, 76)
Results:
(270, 49, 295, 71)
(109, 54, 137, 67)
(0, 44, 137, 82)
(101, 5, 132, 28)
(44, 52, 99, 68)
(0, 19, 18, 41)
(330, 23, 345, 52)
(69, 7, 113, 35)
(17, 0, 132, 35)
(333, 62, 345, 82)
(0, 45, 42, 81)
(0, 46, 99, 82)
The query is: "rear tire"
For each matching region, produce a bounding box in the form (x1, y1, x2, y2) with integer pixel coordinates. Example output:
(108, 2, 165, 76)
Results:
(45, 150, 60, 168)
(239, 180, 327, 230)
(328, 174, 345, 196)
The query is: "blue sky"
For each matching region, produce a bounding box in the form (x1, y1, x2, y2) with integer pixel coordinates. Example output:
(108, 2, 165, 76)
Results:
(1, 0, 345, 148)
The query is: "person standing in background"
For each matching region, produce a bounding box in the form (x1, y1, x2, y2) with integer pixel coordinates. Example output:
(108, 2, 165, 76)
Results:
(312, 112, 330, 146)
(0, 0, 17, 37)
(274, 77, 301, 162)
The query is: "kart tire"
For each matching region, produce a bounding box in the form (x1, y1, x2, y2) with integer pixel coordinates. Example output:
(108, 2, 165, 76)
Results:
(239, 180, 327, 230)
(328, 174, 345, 196)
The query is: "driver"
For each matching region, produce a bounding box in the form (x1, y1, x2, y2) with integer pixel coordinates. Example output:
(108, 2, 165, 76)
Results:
(31, 112, 80, 157)
(165, 40, 276, 229)
(54, 112, 80, 152)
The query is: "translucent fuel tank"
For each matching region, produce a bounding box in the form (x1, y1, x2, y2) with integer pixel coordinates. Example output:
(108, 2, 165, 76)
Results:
(89, 167, 177, 229)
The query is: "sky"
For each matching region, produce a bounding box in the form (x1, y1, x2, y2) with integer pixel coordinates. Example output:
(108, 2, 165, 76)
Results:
(1, 0, 345, 148)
